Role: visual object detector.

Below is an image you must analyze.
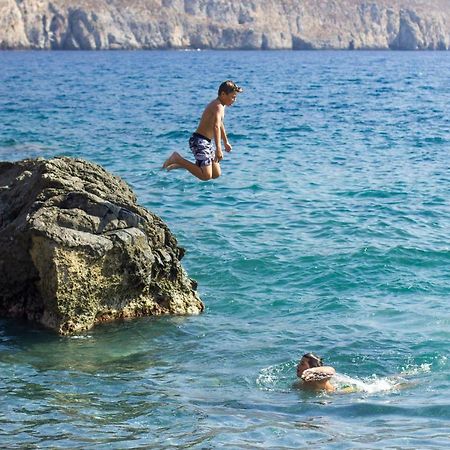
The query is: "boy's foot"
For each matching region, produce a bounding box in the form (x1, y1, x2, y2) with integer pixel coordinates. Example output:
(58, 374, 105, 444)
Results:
(164, 163, 182, 171)
(162, 151, 181, 170)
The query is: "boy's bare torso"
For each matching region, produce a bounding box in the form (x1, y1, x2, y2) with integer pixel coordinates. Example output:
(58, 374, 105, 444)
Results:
(195, 99, 224, 140)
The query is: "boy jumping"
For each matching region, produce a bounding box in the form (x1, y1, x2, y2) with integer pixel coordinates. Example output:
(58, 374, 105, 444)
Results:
(162, 80, 243, 181)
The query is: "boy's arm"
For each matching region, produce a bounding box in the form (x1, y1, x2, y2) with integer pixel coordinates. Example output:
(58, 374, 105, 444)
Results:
(213, 106, 223, 161)
(221, 123, 232, 152)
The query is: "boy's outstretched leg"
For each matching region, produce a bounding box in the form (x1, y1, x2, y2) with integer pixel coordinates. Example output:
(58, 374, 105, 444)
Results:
(162, 151, 214, 181)
(162, 152, 183, 170)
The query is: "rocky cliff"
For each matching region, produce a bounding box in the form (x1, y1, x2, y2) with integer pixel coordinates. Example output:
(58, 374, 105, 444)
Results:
(0, 157, 204, 334)
(0, 0, 449, 50)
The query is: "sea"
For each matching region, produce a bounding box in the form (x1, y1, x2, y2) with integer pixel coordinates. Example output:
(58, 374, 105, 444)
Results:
(0, 50, 449, 449)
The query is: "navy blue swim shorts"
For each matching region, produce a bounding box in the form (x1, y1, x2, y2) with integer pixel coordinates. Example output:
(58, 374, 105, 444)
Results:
(189, 132, 215, 167)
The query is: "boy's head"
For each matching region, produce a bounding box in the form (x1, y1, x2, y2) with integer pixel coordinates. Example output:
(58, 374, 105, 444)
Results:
(218, 80, 243, 106)
(218, 80, 243, 96)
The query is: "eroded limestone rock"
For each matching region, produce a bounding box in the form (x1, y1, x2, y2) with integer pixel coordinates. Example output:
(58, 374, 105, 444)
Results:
(0, 157, 204, 334)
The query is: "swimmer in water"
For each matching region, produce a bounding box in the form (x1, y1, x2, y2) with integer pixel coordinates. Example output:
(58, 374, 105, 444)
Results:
(296, 353, 336, 392)
(296, 353, 410, 394)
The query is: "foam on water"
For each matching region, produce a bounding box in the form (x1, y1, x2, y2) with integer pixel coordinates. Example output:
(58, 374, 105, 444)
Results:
(334, 373, 402, 394)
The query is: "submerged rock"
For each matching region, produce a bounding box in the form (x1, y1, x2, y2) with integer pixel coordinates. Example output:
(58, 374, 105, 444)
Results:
(0, 157, 204, 335)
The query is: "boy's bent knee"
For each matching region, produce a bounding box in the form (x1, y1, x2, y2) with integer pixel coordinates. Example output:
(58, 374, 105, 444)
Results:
(199, 166, 213, 181)
(212, 162, 221, 179)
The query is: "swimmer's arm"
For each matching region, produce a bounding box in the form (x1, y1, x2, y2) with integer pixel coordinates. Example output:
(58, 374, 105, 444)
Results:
(306, 366, 336, 376)
(301, 366, 336, 381)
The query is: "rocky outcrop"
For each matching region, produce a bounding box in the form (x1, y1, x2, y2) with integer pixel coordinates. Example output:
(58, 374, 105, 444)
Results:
(0, 0, 448, 50)
(0, 157, 204, 335)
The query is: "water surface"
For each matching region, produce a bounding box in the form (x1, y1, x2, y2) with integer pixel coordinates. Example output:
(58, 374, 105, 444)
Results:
(1, 50, 449, 448)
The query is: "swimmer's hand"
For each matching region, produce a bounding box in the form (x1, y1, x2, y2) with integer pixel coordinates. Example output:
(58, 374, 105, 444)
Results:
(224, 142, 232, 152)
(301, 366, 336, 382)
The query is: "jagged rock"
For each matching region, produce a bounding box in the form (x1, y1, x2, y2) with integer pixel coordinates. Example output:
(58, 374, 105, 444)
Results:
(0, 157, 204, 335)
(0, 1, 448, 50)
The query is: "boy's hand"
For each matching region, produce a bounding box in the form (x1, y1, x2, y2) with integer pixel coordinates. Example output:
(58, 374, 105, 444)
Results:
(216, 148, 224, 162)
(224, 142, 232, 152)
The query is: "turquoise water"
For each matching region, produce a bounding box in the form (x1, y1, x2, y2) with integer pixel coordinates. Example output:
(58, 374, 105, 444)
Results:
(1, 50, 450, 448)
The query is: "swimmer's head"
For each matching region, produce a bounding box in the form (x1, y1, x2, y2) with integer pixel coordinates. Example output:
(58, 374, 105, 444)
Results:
(296, 352, 323, 377)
